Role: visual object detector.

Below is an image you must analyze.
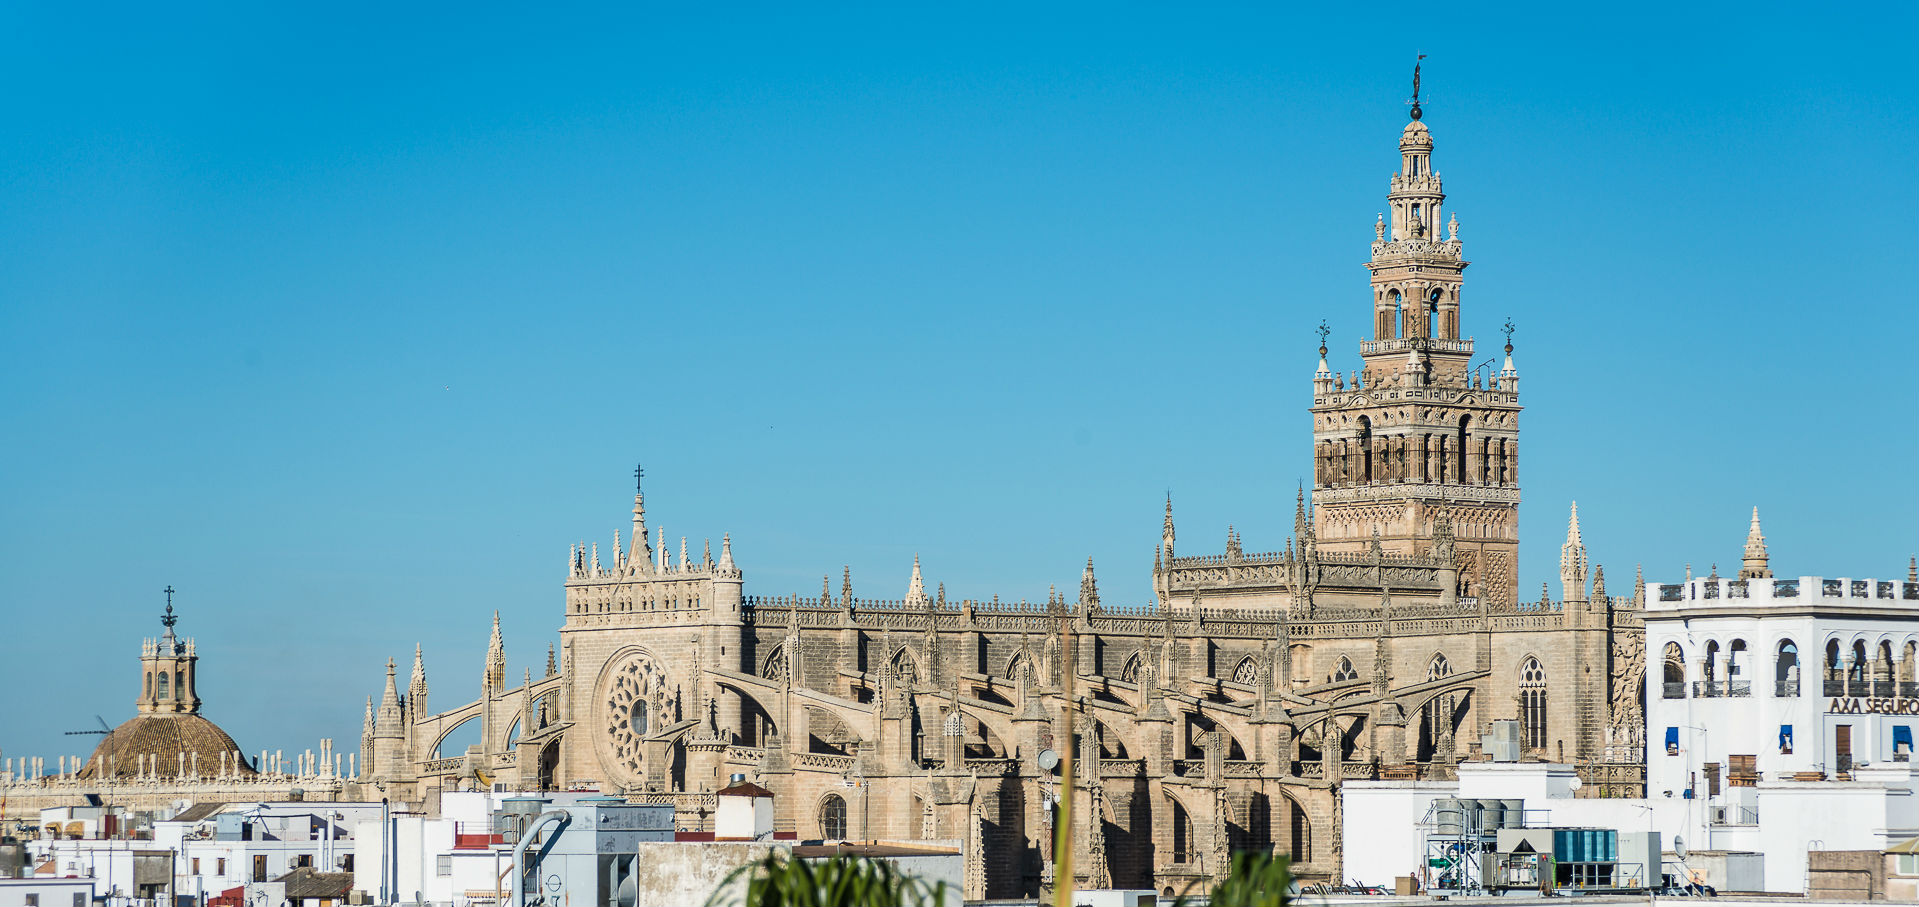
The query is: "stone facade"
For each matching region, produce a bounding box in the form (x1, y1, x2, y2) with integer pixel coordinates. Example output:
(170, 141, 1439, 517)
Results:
(357, 103, 1649, 899)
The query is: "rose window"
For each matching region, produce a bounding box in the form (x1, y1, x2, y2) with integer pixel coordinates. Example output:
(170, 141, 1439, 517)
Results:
(599, 651, 667, 780)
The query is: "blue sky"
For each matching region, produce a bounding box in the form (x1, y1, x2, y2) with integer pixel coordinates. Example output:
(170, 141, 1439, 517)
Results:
(1, 3, 1913, 764)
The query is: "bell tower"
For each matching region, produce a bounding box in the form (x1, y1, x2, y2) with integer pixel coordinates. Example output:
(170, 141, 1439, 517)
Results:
(1309, 77, 1523, 607)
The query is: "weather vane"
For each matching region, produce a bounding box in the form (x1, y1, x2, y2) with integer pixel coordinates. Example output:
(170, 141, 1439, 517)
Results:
(1316, 320, 1331, 351)
(162, 585, 177, 628)
(1501, 319, 1516, 350)
(1409, 54, 1427, 120)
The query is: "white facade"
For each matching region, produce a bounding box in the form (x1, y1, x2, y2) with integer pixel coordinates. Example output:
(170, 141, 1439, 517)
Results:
(1646, 574, 1919, 803)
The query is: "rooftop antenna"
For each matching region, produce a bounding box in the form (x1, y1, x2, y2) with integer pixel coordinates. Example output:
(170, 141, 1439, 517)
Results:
(65, 716, 112, 737)
(1408, 54, 1428, 120)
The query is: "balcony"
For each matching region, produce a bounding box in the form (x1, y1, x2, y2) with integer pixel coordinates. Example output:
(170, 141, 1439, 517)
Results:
(1693, 681, 1723, 698)
(1663, 682, 1687, 700)
(1728, 680, 1752, 698)
(1825, 680, 1848, 697)
(1775, 680, 1800, 698)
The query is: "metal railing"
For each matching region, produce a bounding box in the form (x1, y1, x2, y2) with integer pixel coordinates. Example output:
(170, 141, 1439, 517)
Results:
(1728, 680, 1752, 698)
(1693, 681, 1722, 698)
(1775, 680, 1800, 697)
(1663, 682, 1687, 700)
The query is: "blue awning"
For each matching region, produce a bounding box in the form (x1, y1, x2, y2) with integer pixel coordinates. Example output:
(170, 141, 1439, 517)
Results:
(1666, 727, 1679, 748)
(1896, 726, 1912, 748)
(1780, 724, 1793, 746)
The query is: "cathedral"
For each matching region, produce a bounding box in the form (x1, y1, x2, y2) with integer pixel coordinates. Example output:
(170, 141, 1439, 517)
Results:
(357, 99, 1648, 898)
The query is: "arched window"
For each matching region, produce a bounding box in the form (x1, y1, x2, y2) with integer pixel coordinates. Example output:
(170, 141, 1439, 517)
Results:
(1419, 655, 1454, 761)
(1703, 640, 1720, 686)
(1332, 657, 1357, 682)
(175, 671, 184, 699)
(1455, 416, 1471, 484)
(892, 649, 919, 687)
(1121, 652, 1142, 684)
(1167, 794, 1192, 863)
(1728, 640, 1748, 695)
(157, 671, 170, 700)
(1233, 657, 1259, 686)
(1427, 289, 1442, 339)
(1662, 642, 1686, 699)
(144, 672, 152, 699)
(1776, 641, 1799, 697)
(818, 794, 847, 841)
(1518, 657, 1547, 750)
(1357, 416, 1374, 483)
(1288, 795, 1313, 864)
(1851, 641, 1869, 685)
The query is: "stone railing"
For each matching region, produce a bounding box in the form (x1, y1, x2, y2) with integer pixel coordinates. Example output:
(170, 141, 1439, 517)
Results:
(791, 752, 855, 772)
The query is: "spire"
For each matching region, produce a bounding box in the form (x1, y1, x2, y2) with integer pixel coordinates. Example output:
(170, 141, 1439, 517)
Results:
(679, 537, 689, 571)
(1739, 507, 1772, 579)
(841, 566, 853, 606)
(1910, 556, 1916, 584)
(1592, 564, 1607, 601)
(1635, 564, 1646, 605)
(907, 555, 926, 605)
(719, 533, 736, 571)
(362, 697, 375, 736)
(485, 611, 506, 689)
(613, 529, 622, 569)
(629, 463, 652, 568)
(1560, 502, 1589, 603)
(381, 658, 399, 707)
(1294, 485, 1309, 538)
(1080, 557, 1099, 609)
(546, 643, 557, 677)
(1161, 494, 1176, 560)
(409, 644, 428, 714)
(702, 537, 712, 569)
(1499, 320, 1520, 391)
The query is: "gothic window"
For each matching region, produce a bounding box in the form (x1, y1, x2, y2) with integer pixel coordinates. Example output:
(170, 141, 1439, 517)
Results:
(1232, 657, 1258, 686)
(158, 671, 170, 700)
(1332, 657, 1357, 682)
(759, 645, 787, 684)
(1167, 794, 1192, 863)
(892, 649, 920, 687)
(1519, 657, 1547, 750)
(1418, 656, 1454, 761)
(1121, 652, 1143, 684)
(819, 794, 848, 841)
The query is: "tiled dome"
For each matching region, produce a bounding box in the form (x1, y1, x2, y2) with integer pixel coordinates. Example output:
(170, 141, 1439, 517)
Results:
(78, 713, 253, 780)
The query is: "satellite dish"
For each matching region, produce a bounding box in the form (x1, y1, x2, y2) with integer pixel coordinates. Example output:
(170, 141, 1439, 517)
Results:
(1568, 776, 1582, 791)
(1037, 749, 1060, 771)
(1674, 836, 1688, 860)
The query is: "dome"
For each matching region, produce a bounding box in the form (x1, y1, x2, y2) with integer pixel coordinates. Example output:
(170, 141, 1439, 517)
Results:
(1401, 119, 1432, 148)
(78, 713, 254, 780)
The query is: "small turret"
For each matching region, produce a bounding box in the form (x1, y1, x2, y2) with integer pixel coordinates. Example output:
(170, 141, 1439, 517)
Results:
(484, 611, 506, 690)
(907, 555, 926, 606)
(719, 533, 737, 572)
(1560, 502, 1589, 603)
(409, 644, 428, 718)
(1161, 494, 1176, 560)
(1080, 557, 1100, 609)
(629, 464, 653, 569)
(1739, 507, 1773, 579)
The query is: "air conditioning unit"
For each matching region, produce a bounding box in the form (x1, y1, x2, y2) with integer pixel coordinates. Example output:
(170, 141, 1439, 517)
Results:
(1710, 807, 1727, 825)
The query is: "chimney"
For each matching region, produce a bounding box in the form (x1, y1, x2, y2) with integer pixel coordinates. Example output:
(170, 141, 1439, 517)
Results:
(714, 774, 775, 840)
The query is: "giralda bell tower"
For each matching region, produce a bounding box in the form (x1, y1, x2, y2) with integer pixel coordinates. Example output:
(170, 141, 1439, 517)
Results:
(1309, 78, 1522, 608)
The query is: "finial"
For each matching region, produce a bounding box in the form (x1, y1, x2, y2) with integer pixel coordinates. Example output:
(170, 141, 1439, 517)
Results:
(161, 586, 178, 630)
(1501, 318, 1515, 355)
(1316, 319, 1330, 357)
(633, 462, 644, 494)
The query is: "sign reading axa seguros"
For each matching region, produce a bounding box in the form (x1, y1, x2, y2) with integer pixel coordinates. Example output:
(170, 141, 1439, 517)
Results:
(1828, 697, 1919, 715)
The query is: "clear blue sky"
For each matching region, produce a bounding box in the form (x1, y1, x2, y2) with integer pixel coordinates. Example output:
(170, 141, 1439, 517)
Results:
(2, 3, 1913, 765)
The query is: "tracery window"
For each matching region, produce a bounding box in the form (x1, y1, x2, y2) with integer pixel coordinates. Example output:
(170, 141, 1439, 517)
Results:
(1233, 657, 1259, 686)
(819, 794, 848, 841)
(1121, 653, 1142, 684)
(1519, 657, 1547, 750)
(1332, 657, 1357, 682)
